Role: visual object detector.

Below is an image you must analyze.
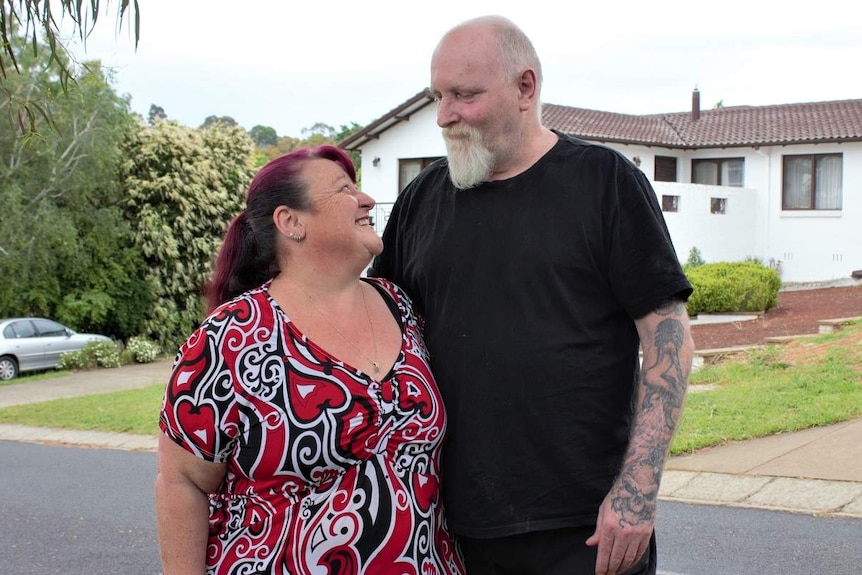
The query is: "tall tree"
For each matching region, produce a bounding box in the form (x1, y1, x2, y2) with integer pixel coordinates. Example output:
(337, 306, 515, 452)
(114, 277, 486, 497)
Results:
(200, 114, 238, 129)
(120, 121, 256, 349)
(0, 31, 149, 338)
(335, 122, 363, 171)
(148, 103, 168, 125)
(249, 124, 278, 147)
(301, 121, 336, 140)
(1, 1, 140, 132)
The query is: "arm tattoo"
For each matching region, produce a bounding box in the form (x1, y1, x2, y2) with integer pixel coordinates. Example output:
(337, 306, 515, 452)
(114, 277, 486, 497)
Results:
(611, 300, 692, 527)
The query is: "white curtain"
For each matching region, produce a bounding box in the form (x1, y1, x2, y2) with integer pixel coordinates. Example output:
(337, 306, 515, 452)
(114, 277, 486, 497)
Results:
(694, 162, 718, 185)
(399, 160, 423, 192)
(783, 156, 812, 209)
(724, 159, 744, 187)
(815, 155, 842, 210)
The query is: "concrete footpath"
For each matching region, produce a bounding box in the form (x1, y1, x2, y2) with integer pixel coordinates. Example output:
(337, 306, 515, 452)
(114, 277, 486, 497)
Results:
(1, 358, 861, 519)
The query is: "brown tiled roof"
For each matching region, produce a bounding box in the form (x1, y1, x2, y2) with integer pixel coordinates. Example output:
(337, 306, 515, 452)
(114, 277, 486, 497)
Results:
(543, 99, 862, 149)
(340, 91, 862, 151)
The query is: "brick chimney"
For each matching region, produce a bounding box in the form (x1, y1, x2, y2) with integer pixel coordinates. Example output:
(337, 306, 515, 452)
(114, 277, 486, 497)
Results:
(692, 88, 701, 121)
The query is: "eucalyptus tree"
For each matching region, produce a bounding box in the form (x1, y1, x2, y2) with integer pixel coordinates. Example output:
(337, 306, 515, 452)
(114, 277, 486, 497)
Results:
(0, 31, 148, 338)
(1, 1, 139, 132)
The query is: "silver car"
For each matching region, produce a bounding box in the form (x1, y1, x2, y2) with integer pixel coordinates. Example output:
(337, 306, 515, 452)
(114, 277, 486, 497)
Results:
(0, 318, 111, 380)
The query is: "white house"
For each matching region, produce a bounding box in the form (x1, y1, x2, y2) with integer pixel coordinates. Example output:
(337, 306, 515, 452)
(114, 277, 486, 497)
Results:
(340, 89, 862, 284)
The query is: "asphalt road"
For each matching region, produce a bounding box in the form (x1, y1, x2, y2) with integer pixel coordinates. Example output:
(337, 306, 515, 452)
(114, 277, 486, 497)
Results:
(2, 441, 860, 575)
(656, 501, 862, 575)
(1, 441, 161, 575)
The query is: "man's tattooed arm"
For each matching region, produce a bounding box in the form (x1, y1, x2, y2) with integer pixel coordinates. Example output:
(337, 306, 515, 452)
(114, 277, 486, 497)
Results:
(586, 298, 695, 574)
(612, 298, 695, 527)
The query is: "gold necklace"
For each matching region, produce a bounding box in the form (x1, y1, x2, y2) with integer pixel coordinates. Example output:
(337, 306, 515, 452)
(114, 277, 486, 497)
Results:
(306, 286, 381, 374)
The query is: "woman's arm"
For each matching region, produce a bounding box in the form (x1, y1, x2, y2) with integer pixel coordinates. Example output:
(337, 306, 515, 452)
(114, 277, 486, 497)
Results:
(155, 432, 228, 575)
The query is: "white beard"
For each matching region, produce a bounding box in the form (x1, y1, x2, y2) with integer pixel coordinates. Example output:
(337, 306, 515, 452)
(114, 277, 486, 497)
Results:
(443, 127, 495, 189)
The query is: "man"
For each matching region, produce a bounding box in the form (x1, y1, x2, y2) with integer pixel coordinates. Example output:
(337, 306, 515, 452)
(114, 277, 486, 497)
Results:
(370, 15, 694, 575)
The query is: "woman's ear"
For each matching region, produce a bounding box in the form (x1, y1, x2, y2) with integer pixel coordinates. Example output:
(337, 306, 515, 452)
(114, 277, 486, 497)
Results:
(273, 206, 306, 242)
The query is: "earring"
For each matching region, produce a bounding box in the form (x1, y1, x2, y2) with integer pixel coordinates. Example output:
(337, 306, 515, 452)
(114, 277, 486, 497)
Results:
(288, 232, 305, 242)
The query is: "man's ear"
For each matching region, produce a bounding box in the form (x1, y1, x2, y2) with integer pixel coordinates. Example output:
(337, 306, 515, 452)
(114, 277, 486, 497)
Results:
(517, 68, 539, 111)
(273, 205, 306, 242)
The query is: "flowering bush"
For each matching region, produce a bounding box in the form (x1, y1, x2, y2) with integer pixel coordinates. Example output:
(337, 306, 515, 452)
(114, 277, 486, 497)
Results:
(92, 341, 123, 368)
(57, 348, 95, 371)
(126, 336, 161, 363)
(57, 340, 122, 370)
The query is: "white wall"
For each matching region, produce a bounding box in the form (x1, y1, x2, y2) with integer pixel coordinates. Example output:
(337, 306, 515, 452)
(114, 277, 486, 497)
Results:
(656, 183, 759, 266)
(360, 106, 443, 206)
(759, 143, 862, 282)
(357, 108, 862, 283)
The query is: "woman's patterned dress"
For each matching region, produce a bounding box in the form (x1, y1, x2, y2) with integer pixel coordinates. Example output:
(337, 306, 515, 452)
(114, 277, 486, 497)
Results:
(160, 278, 464, 575)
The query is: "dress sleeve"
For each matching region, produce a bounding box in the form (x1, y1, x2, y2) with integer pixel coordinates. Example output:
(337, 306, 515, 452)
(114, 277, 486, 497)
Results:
(159, 321, 241, 463)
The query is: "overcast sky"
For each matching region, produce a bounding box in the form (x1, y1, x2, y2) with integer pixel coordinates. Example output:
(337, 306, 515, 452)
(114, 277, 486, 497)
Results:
(64, 0, 861, 138)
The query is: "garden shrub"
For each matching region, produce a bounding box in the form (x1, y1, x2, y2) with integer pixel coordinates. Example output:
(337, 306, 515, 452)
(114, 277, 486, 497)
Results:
(686, 261, 781, 316)
(57, 347, 96, 371)
(126, 336, 161, 363)
(57, 340, 123, 371)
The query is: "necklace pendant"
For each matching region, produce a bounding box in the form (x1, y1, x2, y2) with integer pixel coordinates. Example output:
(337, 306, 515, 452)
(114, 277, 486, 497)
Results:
(372, 362, 380, 373)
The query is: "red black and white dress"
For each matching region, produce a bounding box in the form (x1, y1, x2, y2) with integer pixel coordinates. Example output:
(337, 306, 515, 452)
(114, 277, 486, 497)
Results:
(159, 278, 464, 575)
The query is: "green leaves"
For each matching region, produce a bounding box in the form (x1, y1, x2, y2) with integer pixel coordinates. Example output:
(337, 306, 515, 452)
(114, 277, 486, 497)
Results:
(0, 37, 140, 340)
(1, 1, 140, 135)
(120, 120, 256, 350)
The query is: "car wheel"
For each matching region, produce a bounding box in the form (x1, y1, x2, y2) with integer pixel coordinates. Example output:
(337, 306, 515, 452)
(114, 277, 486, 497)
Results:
(0, 355, 18, 381)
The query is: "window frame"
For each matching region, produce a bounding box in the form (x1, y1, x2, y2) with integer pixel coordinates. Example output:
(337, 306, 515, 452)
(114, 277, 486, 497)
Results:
(782, 153, 843, 211)
(661, 195, 679, 212)
(398, 157, 443, 193)
(692, 157, 745, 187)
(654, 156, 678, 183)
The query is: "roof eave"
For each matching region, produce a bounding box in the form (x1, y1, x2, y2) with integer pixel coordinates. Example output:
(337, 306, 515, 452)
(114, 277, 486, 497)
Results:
(338, 88, 436, 150)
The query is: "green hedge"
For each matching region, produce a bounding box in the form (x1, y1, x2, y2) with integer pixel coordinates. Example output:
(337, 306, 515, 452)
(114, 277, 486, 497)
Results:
(686, 262, 781, 316)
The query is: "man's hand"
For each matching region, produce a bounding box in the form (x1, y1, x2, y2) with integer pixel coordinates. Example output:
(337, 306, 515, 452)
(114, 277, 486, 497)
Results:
(585, 484, 653, 575)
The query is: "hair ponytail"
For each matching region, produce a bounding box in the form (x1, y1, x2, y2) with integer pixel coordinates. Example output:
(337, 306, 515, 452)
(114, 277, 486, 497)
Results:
(204, 211, 275, 313)
(203, 144, 357, 314)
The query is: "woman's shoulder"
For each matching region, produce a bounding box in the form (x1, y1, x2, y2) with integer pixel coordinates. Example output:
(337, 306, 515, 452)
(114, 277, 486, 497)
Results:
(198, 283, 274, 332)
(174, 283, 274, 361)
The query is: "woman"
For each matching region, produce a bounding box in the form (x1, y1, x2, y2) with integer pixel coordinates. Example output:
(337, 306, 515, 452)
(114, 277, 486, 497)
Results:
(155, 145, 464, 575)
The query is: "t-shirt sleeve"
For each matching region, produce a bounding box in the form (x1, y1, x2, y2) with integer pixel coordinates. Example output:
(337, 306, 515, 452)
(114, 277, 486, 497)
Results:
(606, 157, 693, 319)
(159, 324, 241, 463)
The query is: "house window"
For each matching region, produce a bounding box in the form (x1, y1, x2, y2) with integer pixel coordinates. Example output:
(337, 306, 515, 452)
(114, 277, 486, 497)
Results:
(782, 154, 843, 210)
(693, 158, 744, 187)
(654, 156, 678, 182)
(711, 197, 727, 214)
(661, 195, 679, 212)
(398, 157, 442, 192)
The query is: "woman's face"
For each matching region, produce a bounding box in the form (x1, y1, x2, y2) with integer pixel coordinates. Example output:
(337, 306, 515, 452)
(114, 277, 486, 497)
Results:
(299, 158, 382, 263)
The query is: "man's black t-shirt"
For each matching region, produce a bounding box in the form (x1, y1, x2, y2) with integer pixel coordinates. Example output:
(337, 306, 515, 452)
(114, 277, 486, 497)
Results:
(370, 133, 692, 537)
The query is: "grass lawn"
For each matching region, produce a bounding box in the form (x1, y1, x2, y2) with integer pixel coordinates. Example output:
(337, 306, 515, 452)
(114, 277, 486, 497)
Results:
(672, 321, 862, 454)
(0, 323, 860, 454)
(0, 382, 164, 435)
(0, 369, 73, 387)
